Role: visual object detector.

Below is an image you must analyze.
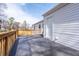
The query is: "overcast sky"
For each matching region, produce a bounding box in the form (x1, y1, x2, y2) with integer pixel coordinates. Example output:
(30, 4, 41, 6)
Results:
(5, 3, 58, 26)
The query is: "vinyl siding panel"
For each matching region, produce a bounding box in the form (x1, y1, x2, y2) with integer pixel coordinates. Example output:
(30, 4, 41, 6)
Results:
(53, 4, 79, 24)
(53, 4, 79, 50)
(54, 23, 79, 50)
(44, 4, 79, 50)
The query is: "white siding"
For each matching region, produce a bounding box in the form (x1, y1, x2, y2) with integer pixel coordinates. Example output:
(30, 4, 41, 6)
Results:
(54, 4, 79, 50)
(44, 4, 79, 50)
(54, 23, 79, 50)
(46, 4, 79, 24)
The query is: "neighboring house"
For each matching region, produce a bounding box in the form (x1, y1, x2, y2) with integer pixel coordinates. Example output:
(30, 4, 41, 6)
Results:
(32, 20, 44, 35)
(0, 3, 7, 30)
(43, 3, 79, 51)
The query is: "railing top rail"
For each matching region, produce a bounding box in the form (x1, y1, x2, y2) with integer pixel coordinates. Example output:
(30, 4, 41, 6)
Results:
(0, 30, 16, 39)
(18, 29, 32, 31)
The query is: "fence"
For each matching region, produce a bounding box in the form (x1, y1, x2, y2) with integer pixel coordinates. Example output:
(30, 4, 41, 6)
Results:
(17, 29, 32, 36)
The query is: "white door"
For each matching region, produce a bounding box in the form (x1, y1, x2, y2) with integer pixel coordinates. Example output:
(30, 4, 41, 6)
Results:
(44, 19, 52, 40)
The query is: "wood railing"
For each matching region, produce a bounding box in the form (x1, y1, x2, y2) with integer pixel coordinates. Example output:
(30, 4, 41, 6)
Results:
(0, 30, 16, 56)
(0, 29, 43, 56)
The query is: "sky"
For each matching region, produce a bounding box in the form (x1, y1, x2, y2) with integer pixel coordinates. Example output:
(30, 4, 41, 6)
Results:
(5, 3, 58, 26)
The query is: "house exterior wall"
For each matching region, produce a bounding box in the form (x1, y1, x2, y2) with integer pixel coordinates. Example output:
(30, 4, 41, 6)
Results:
(44, 3, 79, 50)
(32, 21, 44, 35)
(44, 17, 53, 40)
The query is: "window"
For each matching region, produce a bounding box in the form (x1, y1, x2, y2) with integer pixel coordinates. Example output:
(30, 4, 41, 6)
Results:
(34, 26, 35, 30)
(39, 24, 41, 29)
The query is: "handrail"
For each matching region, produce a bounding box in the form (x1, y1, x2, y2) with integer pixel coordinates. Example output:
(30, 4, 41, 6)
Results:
(0, 30, 16, 56)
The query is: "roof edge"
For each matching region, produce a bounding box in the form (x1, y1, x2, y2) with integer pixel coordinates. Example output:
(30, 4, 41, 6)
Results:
(42, 3, 69, 17)
(32, 20, 44, 26)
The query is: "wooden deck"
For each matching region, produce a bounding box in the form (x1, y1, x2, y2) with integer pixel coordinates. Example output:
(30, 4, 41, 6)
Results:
(9, 35, 75, 56)
(0, 29, 32, 56)
(0, 30, 79, 56)
(9, 35, 53, 56)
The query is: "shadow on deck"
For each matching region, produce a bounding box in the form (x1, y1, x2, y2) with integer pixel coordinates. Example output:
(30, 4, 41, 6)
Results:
(9, 38, 19, 56)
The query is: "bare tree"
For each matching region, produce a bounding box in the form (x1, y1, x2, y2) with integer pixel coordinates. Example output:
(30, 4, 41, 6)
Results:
(13, 22, 20, 30)
(8, 17, 15, 30)
(0, 3, 7, 30)
(22, 20, 27, 30)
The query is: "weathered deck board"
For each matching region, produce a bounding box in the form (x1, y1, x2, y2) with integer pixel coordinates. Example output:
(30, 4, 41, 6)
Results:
(9, 35, 75, 56)
(9, 35, 53, 56)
